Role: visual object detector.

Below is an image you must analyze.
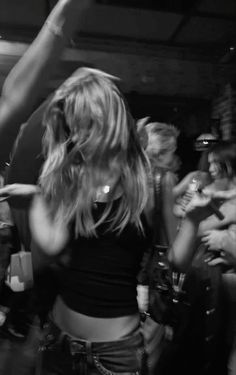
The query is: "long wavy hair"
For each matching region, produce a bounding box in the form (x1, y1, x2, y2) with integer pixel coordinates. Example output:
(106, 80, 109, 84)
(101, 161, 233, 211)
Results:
(39, 68, 149, 237)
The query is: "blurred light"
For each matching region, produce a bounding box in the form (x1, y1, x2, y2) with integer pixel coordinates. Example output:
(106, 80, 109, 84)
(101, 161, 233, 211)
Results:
(194, 133, 218, 152)
(229, 46, 235, 51)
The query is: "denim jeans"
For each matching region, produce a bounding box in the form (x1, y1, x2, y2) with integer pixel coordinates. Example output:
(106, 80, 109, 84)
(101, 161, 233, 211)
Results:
(35, 319, 146, 375)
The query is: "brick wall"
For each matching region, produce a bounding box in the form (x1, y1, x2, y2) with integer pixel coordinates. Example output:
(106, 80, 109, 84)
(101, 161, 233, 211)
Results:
(211, 83, 236, 140)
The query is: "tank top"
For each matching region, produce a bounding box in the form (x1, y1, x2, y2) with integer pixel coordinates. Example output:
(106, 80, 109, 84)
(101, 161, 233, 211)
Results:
(57, 198, 152, 317)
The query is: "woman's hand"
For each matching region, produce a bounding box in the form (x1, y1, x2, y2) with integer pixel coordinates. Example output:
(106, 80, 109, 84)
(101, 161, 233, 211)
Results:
(202, 229, 236, 268)
(185, 192, 213, 223)
(0, 183, 40, 200)
(202, 229, 225, 250)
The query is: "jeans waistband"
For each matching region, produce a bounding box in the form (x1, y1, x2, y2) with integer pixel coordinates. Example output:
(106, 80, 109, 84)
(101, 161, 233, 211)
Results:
(44, 317, 143, 354)
(42, 317, 145, 373)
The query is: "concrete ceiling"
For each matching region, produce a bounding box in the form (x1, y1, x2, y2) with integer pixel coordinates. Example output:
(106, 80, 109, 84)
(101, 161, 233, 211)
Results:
(1, 0, 235, 59)
(0, 0, 236, 103)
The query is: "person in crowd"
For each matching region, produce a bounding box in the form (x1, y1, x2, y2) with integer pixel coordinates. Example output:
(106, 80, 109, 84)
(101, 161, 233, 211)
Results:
(178, 140, 236, 266)
(0, 153, 231, 375)
(0, 67, 154, 374)
(144, 121, 180, 244)
(200, 141, 236, 375)
(173, 148, 211, 219)
(203, 222, 236, 375)
(137, 121, 180, 374)
(167, 140, 236, 375)
(137, 141, 235, 375)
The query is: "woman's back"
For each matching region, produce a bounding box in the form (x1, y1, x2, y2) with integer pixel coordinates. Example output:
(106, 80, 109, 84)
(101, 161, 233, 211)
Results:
(58, 199, 152, 318)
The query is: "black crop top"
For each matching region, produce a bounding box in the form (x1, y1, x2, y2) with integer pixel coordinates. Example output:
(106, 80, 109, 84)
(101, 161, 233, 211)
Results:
(57, 199, 152, 318)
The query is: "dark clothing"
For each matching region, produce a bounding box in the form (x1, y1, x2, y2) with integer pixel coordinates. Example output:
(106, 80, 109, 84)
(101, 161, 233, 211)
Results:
(36, 318, 145, 375)
(59, 200, 151, 318)
(6, 99, 48, 251)
(154, 248, 229, 375)
(4, 100, 54, 324)
(6, 97, 151, 375)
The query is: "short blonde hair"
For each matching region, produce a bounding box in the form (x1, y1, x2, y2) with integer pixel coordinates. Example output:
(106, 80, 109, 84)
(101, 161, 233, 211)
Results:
(145, 122, 179, 171)
(145, 122, 179, 142)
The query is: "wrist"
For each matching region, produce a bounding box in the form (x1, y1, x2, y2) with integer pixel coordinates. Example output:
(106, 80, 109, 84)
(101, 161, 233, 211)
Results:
(185, 213, 201, 227)
(46, 0, 88, 42)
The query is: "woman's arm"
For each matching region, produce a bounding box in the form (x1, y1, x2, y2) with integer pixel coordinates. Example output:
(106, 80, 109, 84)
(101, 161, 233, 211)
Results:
(198, 198, 236, 235)
(162, 171, 179, 244)
(168, 217, 199, 272)
(168, 193, 212, 272)
(0, 0, 92, 166)
(0, 183, 68, 254)
(0, 183, 40, 200)
(29, 194, 69, 255)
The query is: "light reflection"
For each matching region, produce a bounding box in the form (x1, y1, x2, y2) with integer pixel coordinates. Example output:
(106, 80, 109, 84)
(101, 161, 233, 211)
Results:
(0, 40, 28, 56)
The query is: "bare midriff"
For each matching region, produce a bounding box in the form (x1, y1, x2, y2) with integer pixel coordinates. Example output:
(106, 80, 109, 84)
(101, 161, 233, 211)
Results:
(52, 295, 140, 341)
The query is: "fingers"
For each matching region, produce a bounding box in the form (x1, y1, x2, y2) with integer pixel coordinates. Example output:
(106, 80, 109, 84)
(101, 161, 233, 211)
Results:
(207, 258, 228, 267)
(201, 230, 213, 241)
(0, 185, 10, 195)
(201, 236, 219, 250)
(212, 189, 236, 201)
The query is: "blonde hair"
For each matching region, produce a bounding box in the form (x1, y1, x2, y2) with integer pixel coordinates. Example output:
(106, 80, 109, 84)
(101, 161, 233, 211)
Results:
(40, 68, 149, 237)
(144, 122, 179, 170)
(146, 122, 179, 150)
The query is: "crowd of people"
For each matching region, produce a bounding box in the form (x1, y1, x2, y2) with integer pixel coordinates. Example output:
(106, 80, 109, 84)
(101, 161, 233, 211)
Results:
(0, 0, 235, 374)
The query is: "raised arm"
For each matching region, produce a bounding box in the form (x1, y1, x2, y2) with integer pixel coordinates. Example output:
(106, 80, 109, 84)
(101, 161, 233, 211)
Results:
(0, 0, 92, 167)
